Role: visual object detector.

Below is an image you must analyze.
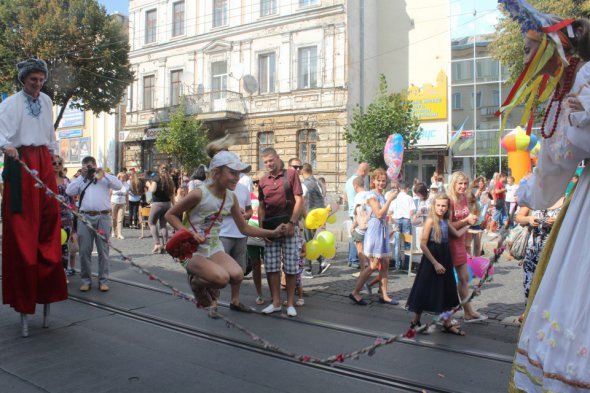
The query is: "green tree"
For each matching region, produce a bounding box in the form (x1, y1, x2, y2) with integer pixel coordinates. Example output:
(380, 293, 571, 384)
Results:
(0, 0, 134, 129)
(345, 74, 421, 169)
(156, 97, 209, 172)
(475, 156, 508, 180)
(490, 1, 590, 84)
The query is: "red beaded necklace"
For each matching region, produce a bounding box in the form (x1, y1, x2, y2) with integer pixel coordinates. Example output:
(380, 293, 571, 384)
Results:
(540, 57, 580, 139)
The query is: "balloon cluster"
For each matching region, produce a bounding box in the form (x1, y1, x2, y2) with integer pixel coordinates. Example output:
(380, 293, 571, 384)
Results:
(304, 207, 337, 259)
(384, 134, 404, 182)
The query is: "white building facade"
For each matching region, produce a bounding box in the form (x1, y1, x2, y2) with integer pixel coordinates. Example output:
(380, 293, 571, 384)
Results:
(124, 0, 348, 192)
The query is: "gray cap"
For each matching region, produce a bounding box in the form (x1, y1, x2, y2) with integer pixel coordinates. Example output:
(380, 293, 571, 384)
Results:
(17, 59, 48, 84)
(209, 151, 251, 173)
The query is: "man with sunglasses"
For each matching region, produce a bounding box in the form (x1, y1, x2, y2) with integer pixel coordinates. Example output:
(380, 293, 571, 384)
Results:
(0, 59, 68, 320)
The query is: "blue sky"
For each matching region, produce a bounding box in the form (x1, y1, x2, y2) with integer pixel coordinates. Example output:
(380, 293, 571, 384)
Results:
(451, 0, 501, 38)
(98, 0, 128, 15)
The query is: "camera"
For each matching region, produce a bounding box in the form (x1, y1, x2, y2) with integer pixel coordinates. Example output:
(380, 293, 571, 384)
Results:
(86, 165, 96, 178)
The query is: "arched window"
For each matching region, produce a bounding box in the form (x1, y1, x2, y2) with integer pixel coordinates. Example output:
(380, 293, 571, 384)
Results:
(298, 129, 317, 168)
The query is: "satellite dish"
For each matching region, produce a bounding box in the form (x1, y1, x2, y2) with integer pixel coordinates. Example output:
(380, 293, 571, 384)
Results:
(196, 84, 204, 97)
(242, 75, 258, 95)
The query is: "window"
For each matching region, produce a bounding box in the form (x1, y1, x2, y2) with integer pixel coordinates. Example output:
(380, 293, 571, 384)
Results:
(258, 53, 276, 94)
(143, 75, 155, 110)
(472, 91, 482, 108)
(127, 81, 135, 111)
(211, 61, 227, 99)
(299, 0, 319, 7)
(257, 132, 274, 170)
(452, 93, 462, 110)
(145, 9, 157, 44)
(213, 0, 228, 28)
(261, 0, 277, 16)
(298, 46, 317, 89)
(298, 129, 317, 168)
(492, 90, 500, 106)
(172, 1, 185, 37)
(170, 70, 183, 106)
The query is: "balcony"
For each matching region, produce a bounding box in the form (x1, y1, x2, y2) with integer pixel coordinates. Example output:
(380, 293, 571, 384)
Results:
(184, 90, 246, 121)
(125, 90, 247, 127)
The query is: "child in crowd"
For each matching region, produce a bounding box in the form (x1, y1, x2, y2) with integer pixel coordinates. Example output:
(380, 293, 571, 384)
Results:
(349, 176, 369, 277)
(165, 140, 286, 317)
(406, 193, 469, 335)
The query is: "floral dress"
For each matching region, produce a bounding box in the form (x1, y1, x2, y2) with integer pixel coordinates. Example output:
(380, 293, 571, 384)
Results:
(522, 207, 561, 299)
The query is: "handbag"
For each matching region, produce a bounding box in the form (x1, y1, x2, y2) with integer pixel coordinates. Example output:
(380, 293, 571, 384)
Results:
(166, 192, 226, 260)
(68, 233, 79, 254)
(508, 224, 531, 260)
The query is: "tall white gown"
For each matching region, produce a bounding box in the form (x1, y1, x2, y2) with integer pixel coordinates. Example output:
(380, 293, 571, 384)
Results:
(514, 63, 590, 392)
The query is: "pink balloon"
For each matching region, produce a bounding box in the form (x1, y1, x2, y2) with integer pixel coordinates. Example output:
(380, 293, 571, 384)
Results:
(384, 134, 404, 168)
(467, 255, 494, 278)
(387, 166, 400, 182)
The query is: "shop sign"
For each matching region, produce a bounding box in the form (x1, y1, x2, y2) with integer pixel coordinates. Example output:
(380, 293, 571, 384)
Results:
(416, 122, 448, 147)
(58, 102, 85, 128)
(120, 129, 145, 142)
(58, 128, 82, 139)
(406, 71, 448, 120)
(144, 127, 164, 140)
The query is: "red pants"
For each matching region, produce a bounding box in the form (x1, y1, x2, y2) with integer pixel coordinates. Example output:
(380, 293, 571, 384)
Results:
(2, 146, 67, 314)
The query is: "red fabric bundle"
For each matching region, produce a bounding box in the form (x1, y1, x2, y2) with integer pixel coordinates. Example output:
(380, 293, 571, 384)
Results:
(165, 229, 199, 260)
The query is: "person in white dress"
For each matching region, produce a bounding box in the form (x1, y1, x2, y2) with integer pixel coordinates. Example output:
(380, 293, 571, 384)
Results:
(499, 3, 590, 391)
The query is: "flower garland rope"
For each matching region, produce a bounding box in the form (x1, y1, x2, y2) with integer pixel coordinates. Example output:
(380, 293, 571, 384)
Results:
(16, 157, 504, 365)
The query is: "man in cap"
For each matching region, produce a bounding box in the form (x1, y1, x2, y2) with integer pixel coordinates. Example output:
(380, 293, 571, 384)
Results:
(0, 59, 67, 323)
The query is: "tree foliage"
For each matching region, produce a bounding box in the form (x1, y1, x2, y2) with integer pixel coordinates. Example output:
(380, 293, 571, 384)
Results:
(345, 75, 421, 169)
(0, 0, 134, 129)
(490, 0, 590, 84)
(156, 98, 209, 172)
(475, 156, 508, 180)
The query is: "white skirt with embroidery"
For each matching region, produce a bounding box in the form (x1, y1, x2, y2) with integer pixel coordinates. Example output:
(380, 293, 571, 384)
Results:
(514, 168, 590, 392)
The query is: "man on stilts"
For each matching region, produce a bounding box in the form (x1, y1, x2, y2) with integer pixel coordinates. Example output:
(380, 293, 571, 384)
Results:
(0, 58, 68, 336)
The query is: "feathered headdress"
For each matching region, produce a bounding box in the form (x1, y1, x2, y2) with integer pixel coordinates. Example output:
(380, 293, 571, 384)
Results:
(496, 0, 576, 134)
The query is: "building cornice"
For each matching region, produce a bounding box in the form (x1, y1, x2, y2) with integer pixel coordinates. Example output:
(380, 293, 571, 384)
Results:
(129, 4, 345, 60)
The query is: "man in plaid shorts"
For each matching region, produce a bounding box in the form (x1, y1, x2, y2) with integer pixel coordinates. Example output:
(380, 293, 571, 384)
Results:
(258, 148, 303, 317)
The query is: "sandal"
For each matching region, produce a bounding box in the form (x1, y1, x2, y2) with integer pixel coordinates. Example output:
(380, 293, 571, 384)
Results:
(229, 302, 252, 313)
(410, 320, 422, 329)
(152, 245, 161, 254)
(255, 295, 265, 305)
(441, 324, 466, 336)
(295, 298, 305, 307)
(208, 306, 221, 319)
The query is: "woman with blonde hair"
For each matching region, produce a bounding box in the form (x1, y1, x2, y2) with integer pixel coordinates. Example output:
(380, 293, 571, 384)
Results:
(127, 171, 143, 229)
(447, 171, 484, 322)
(147, 164, 175, 253)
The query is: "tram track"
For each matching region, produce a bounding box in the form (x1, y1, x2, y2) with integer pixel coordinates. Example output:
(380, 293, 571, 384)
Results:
(68, 293, 462, 393)
(105, 274, 514, 365)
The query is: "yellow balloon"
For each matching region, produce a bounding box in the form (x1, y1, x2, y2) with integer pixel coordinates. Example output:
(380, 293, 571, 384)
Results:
(316, 231, 336, 251)
(305, 207, 332, 229)
(326, 214, 337, 224)
(322, 245, 336, 259)
(61, 229, 67, 245)
(305, 240, 321, 260)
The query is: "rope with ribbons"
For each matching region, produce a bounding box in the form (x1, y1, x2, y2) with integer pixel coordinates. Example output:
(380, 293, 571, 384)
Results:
(17, 157, 506, 365)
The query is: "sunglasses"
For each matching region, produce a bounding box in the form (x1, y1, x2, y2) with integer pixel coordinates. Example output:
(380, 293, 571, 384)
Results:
(253, 181, 259, 185)
(52, 161, 62, 166)
(291, 165, 303, 170)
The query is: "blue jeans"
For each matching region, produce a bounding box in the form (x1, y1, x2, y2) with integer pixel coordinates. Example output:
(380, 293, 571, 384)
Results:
(393, 218, 412, 269)
(493, 201, 508, 228)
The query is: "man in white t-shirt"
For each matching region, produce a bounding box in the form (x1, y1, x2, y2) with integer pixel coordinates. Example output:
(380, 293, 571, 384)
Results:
(220, 182, 253, 312)
(388, 181, 415, 269)
(505, 175, 519, 226)
(343, 162, 369, 268)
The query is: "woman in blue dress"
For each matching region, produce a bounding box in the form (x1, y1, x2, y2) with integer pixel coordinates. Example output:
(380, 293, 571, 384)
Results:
(349, 168, 398, 305)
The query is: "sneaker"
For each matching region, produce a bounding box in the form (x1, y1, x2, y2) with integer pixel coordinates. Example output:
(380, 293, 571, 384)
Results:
(79, 283, 91, 292)
(287, 306, 297, 317)
(319, 262, 331, 275)
(302, 270, 314, 279)
(261, 304, 282, 314)
(66, 268, 76, 276)
(351, 272, 361, 278)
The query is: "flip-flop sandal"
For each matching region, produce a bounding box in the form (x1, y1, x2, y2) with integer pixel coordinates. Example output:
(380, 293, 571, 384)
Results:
(229, 302, 253, 313)
(255, 296, 265, 305)
(464, 314, 488, 323)
(208, 306, 221, 319)
(441, 325, 466, 336)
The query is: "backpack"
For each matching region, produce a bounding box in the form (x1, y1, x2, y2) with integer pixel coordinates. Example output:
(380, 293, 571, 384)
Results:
(354, 204, 369, 230)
